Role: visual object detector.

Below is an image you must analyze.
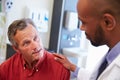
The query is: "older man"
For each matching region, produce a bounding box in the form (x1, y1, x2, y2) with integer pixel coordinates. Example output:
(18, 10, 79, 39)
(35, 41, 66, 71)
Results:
(0, 18, 70, 80)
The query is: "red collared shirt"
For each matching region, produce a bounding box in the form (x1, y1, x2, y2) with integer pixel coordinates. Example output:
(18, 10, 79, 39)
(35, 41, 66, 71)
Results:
(0, 51, 70, 80)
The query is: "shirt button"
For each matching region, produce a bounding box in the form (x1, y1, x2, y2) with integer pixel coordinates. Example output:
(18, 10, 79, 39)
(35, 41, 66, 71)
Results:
(36, 69, 38, 72)
(24, 67, 26, 70)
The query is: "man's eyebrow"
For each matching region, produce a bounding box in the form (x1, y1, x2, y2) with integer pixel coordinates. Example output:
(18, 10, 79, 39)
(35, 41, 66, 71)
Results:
(22, 39, 29, 44)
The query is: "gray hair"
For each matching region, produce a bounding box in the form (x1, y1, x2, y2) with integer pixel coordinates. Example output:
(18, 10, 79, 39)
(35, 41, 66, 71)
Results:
(8, 18, 36, 47)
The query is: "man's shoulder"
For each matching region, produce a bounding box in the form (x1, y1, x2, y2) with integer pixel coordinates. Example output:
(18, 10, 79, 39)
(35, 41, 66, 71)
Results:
(113, 54, 120, 66)
(99, 54, 120, 80)
(45, 51, 59, 64)
(0, 53, 21, 68)
(45, 51, 67, 68)
(45, 51, 70, 74)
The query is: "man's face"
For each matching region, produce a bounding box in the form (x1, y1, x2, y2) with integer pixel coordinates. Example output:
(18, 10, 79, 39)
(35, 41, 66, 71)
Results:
(77, 0, 106, 46)
(13, 24, 44, 64)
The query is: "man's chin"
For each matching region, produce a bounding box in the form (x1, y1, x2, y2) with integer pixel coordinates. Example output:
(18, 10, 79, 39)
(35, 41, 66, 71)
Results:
(32, 57, 39, 63)
(32, 54, 40, 60)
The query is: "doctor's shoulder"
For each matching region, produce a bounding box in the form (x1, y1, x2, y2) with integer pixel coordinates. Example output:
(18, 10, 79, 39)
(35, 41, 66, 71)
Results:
(98, 54, 120, 80)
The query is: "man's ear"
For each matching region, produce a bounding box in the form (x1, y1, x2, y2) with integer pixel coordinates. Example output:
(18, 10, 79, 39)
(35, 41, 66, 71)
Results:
(103, 13, 116, 30)
(12, 46, 20, 53)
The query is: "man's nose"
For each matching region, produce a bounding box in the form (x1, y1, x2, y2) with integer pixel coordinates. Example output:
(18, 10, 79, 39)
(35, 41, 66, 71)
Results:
(31, 42, 39, 51)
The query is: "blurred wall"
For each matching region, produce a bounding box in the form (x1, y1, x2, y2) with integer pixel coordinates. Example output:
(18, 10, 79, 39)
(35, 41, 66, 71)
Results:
(5, 0, 54, 49)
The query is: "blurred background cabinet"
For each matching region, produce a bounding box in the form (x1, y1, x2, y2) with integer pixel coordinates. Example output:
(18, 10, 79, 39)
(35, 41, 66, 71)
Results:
(0, 12, 7, 63)
(49, 0, 81, 53)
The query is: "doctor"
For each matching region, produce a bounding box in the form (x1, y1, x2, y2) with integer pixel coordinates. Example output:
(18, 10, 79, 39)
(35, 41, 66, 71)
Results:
(54, 0, 120, 79)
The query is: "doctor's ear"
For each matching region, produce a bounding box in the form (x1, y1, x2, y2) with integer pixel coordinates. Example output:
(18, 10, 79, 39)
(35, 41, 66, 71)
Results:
(103, 13, 116, 30)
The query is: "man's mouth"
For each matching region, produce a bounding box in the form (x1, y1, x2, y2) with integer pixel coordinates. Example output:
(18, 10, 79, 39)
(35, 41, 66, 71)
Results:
(32, 49, 42, 54)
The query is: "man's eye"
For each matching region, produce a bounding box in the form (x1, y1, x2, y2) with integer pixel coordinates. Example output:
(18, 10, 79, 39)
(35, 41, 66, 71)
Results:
(34, 36, 39, 41)
(23, 41, 30, 46)
(34, 36, 37, 41)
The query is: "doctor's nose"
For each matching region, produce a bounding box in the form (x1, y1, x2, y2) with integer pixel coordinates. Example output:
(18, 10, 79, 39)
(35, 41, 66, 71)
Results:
(80, 24, 85, 31)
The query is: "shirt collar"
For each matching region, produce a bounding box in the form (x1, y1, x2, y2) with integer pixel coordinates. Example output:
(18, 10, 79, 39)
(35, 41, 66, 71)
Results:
(106, 41, 120, 64)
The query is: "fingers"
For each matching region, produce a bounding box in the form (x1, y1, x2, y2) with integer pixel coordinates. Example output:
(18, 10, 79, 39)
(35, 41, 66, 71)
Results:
(52, 53, 76, 71)
(53, 53, 65, 59)
(55, 57, 64, 64)
(53, 53, 66, 63)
